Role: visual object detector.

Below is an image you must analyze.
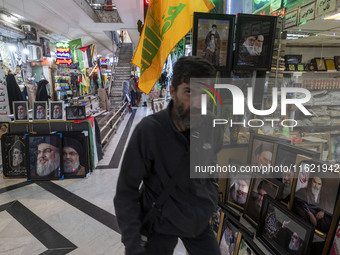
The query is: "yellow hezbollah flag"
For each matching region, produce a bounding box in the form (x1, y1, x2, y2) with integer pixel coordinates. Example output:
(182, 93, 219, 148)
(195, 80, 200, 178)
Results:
(132, 0, 215, 94)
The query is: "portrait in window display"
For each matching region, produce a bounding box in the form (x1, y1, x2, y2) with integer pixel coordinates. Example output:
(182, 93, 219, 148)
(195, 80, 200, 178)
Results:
(13, 101, 28, 121)
(0, 122, 9, 138)
(66, 106, 86, 120)
(292, 162, 340, 235)
(62, 133, 88, 178)
(250, 140, 275, 167)
(50, 102, 64, 120)
(33, 101, 47, 120)
(27, 135, 62, 180)
(1, 134, 27, 178)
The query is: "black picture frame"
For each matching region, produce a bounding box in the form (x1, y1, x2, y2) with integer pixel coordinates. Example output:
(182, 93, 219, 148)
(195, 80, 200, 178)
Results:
(40, 37, 51, 57)
(192, 12, 235, 71)
(1, 133, 27, 178)
(219, 212, 243, 254)
(306, 63, 317, 72)
(334, 56, 340, 71)
(233, 14, 277, 71)
(285, 55, 302, 65)
(243, 174, 283, 226)
(13, 101, 28, 121)
(225, 159, 252, 211)
(292, 160, 340, 237)
(33, 101, 47, 121)
(62, 132, 89, 178)
(26, 134, 63, 180)
(257, 195, 315, 255)
(50, 101, 64, 120)
(66, 106, 86, 120)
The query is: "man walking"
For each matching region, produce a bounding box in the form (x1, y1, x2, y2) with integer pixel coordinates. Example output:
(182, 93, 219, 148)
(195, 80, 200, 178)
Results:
(114, 56, 223, 255)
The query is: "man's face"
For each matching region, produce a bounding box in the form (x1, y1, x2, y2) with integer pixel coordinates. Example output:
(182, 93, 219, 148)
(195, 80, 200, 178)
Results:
(311, 176, 322, 195)
(12, 148, 23, 167)
(256, 151, 272, 166)
(17, 105, 26, 119)
(36, 106, 45, 118)
(289, 232, 300, 251)
(1, 125, 7, 132)
(232, 179, 249, 204)
(36, 143, 60, 176)
(63, 147, 80, 173)
(53, 105, 62, 119)
(171, 83, 194, 128)
(256, 189, 267, 208)
(245, 36, 256, 46)
(212, 27, 216, 33)
(255, 35, 264, 47)
(283, 171, 294, 187)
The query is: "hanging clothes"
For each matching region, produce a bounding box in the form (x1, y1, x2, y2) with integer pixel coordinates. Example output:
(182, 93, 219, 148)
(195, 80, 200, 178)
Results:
(6, 73, 23, 114)
(35, 79, 50, 102)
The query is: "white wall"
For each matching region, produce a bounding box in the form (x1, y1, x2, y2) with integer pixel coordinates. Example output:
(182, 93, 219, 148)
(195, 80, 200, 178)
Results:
(285, 46, 339, 63)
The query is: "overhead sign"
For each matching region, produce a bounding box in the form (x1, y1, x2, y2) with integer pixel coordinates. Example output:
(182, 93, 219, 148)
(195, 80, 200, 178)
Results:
(299, 2, 315, 25)
(285, 8, 299, 28)
(56, 41, 73, 66)
(100, 58, 110, 65)
(316, 0, 336, 18)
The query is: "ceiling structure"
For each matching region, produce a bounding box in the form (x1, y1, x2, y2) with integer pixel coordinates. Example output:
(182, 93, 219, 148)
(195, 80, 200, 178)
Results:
(0, 0, 144, 57)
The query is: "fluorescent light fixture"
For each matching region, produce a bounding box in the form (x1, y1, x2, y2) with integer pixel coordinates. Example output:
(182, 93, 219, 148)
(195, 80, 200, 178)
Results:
(23, 48, 29, 55)
(324, 13, 340, 20)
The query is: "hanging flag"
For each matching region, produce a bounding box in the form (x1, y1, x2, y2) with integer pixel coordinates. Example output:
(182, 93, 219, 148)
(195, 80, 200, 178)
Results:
(132, 0, 215, 94)
(79, 44, 95, 69)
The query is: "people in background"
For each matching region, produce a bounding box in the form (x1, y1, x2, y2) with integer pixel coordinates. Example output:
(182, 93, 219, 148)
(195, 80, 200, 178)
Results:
(129, 75, 137, 106)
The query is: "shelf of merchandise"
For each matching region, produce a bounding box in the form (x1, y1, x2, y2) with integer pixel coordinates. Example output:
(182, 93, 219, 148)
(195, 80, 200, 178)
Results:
(55, 76, 72, 101)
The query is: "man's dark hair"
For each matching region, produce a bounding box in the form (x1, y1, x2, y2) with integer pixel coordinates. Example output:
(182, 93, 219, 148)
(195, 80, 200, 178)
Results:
(212, 24, 217, 28)
(257, 180, 272, 193)
(172, 56, 215, 90)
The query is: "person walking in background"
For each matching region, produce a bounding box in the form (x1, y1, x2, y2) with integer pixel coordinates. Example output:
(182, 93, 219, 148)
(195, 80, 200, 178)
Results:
(114, 56, 223, 255)
(36, 79, 50, 102)
(129, 75, 137, 106)
(122, 80, 132, 113)
(6, 72, 23, 114)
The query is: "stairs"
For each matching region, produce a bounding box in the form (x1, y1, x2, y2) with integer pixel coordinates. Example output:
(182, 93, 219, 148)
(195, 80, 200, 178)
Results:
(110, 43, 133, 108)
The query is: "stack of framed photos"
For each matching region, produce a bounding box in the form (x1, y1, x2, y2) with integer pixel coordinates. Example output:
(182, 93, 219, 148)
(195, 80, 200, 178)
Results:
(1, 132, 90, 180)
(219, 134, 340, 254)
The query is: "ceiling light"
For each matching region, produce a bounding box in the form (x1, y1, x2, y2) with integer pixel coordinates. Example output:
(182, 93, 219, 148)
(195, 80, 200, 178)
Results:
(324, 13, 340, 20)
(23, 48, 29, 55)
(8, 45, 16, 52)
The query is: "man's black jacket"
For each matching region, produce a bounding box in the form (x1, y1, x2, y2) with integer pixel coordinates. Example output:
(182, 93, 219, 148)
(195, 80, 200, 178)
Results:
(114, 101, 223, 254)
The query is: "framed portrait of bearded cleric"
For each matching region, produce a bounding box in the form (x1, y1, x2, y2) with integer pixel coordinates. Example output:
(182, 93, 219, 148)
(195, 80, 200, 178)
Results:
(26, 134, 63, 180)
(1, 134, 27, 178)
(13, 101, 29, 121)
(233, 14, 277, 71)
(225, 159, 252, 211)
(192, 12, 235, 71)
(292, 160, 340, 238)
(33, 101, 47, 121)
(243, 174, 283, 227)
(49, 101, 64, 121)
(257, 195, 315, 255)
(62, 132, 89, 178)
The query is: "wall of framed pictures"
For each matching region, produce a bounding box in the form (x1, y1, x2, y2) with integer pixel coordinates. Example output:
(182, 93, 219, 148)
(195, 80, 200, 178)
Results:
(216, 134, 340, 255)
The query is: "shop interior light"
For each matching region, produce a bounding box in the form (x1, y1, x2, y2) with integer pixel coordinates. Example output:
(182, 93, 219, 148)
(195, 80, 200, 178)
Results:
(22, 48, 29, 55)
(8, 45, 16, 52)
(324, 12, 340, 20)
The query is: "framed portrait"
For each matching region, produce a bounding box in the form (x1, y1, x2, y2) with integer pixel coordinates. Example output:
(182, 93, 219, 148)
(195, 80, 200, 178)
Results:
(334, 56, 340, 71)
(13, 101, 28, 121)
(1, 134, 27, 178)
(219, 213, 243, 254)
(287, 64, 297, 71)
(314, 58, 327, 71)
(26, 134, 63, 180)
(66, 106, 86, 120)
(234, 231, 265, 255)
(274, 142, 320, 180)
(211, 206, 224, 243)
(233, 14, 277, 71)
(62, 132, 89, 178)
(0, 122, 9, 138)
(257, 195, 315, 255)
(297, 64, 305, 71)
(243, 174, 283, 226)
(50, 101, 64, 120)
(33, 101, 47, 120)
(192, 12, 235, 70)
(248, 134, 282, 167)
(306, 63, 317, 72)
(225, 159, 252, 211)
(292, 160, 340, 237)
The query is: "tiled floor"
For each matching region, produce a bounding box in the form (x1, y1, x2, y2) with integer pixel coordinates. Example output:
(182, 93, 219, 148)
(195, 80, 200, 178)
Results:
(0, 106, 187, 255)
